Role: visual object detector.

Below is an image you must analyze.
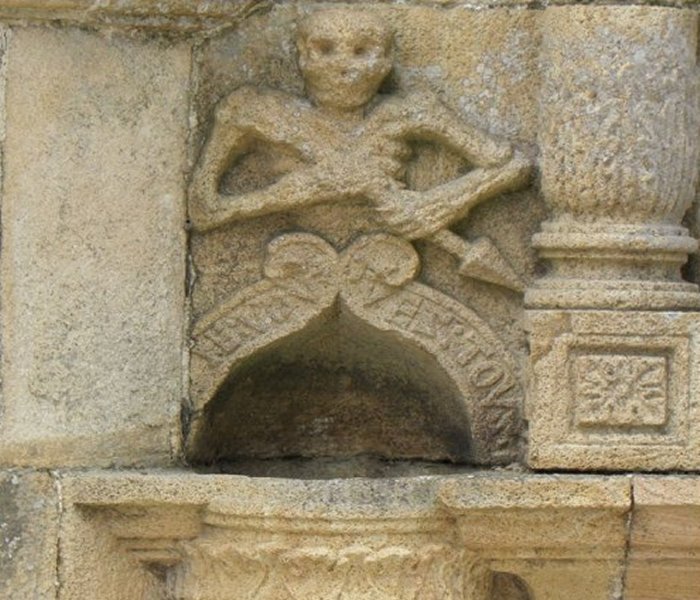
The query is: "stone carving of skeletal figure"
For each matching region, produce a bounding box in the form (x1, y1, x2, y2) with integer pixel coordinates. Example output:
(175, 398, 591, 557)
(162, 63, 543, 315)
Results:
(189, 8, 531, 290)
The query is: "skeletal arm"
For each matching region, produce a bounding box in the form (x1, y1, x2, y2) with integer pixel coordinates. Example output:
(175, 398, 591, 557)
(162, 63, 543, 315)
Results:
(377, 157, 531, 239)
(374, 93, 532, 238)
(388, 93, 514, 167)
(189, 89, 362, 232)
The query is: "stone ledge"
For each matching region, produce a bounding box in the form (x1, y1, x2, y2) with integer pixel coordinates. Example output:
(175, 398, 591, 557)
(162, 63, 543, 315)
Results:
(57, 472, 631, 599)
(0, 0, 696, 31)
(19, 471, 700, 598)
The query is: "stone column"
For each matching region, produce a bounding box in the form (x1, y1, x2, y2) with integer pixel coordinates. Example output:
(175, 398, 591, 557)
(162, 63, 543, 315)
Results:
(527, 6, 700, 310)
(525, 6, 700, 472)
(171, 500, 475, 600)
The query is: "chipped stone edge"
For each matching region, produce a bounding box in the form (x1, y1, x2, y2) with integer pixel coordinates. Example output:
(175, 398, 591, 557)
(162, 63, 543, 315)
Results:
(0, 0, 695, 32)
(0, 0, 273, 32)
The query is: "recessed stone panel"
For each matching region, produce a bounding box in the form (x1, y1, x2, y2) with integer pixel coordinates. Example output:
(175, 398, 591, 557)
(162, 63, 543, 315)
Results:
(527, 311, 700, 470)
(0, 26, 190, 467)
(572, 353, 668, 430)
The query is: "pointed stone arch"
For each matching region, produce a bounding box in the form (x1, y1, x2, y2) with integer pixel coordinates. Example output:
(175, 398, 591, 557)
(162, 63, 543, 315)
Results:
(187, 233, 523, 465)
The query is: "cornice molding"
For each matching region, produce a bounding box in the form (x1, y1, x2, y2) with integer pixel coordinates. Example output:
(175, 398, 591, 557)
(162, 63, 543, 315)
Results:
(0, 1, 695, 32)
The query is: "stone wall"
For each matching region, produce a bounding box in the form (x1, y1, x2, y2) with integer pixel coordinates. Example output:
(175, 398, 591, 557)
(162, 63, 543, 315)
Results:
(1, 1, 699, 598)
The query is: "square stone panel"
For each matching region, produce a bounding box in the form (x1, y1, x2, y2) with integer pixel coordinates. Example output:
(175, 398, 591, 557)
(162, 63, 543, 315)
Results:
(572, 353, 668, 429)
(526, 310, 699, 470)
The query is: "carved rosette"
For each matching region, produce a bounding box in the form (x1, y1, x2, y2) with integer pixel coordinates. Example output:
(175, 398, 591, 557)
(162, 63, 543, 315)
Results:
(529, 6, 700, 309)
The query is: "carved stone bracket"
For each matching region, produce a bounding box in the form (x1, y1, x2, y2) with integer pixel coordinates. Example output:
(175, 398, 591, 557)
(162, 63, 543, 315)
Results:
(70, 474, 632, 600)
(439, 477, 630, 600)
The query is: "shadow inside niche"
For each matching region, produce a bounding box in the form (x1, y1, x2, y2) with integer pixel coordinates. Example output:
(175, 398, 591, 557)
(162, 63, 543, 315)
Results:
(188, 309, 476, 477)
(492, 572, 534, 600)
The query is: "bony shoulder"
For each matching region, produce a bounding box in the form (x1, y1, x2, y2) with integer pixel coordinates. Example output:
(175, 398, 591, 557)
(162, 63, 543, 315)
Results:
(404, 89, 443, 108)
(383, 91, 458, 127)
(379, 89, 439, 112)
(213, 85, 301, 122)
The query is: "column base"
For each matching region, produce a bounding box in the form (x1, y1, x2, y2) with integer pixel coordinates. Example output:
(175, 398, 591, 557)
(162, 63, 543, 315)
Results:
(527, 222, 700, 310)
(525, 279, 700, 311)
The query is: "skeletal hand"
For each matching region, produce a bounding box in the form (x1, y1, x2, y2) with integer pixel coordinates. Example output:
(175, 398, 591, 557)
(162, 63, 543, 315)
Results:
(375, 189, 453, 240)
(311, 149, 405, 200)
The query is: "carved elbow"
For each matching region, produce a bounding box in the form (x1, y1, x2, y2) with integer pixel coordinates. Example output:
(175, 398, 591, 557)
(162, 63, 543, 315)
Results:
(486, 142, 513, 166)
(188, 181, 217, 231)
(214, 85, 258, 123)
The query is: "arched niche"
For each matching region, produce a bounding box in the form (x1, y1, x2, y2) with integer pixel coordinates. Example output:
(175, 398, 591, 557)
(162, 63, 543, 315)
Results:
(186, 233, 524, 471)
(187, 309, 473, 471)
(491, 572, 534, 600)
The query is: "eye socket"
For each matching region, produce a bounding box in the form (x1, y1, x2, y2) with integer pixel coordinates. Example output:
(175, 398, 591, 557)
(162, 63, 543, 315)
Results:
(313, 39, 335, 55)
(354, 45, 367, 56)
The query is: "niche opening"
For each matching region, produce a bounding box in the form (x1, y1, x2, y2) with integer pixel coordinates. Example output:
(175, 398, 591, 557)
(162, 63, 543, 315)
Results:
(188, 310, 475, 477)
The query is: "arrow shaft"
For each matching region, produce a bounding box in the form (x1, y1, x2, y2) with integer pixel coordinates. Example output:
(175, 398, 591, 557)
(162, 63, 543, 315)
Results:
(429, 229, 473, 262)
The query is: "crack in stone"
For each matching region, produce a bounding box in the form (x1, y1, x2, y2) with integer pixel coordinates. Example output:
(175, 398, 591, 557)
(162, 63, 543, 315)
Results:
(50, 471, 64, 600)
(616, 476, 635, 600)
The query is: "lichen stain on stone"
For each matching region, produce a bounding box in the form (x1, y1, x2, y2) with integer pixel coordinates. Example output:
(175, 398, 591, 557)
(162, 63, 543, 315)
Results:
(0, 476, 24, 581)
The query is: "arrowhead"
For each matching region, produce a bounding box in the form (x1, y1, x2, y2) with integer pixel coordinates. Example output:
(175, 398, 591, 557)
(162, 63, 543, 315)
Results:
(458, 237, 525, 292)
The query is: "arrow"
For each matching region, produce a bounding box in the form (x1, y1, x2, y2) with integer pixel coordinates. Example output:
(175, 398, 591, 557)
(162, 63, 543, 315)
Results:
(429, 229, 524, 292)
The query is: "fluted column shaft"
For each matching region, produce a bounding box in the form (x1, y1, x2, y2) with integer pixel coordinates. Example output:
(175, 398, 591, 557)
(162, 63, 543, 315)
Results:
(528, 6, 700, 310)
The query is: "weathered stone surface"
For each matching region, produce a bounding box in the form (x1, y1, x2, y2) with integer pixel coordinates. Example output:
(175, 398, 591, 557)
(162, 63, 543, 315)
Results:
(186, 5, 541, 471)
(0, 26, 190, 467)
(0, 470, 59, 599)
(0, 0, 695, 30)
(0, 2, 699, 599)
(530, 5, 700, 311)
(57, 471, 631, 600)
(626, 477, 700, 600)
(59, 472, 472, 600)
(527, 311, 700, 471)
(441, 476, 630, 600)
(0, 0, 269, 31)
